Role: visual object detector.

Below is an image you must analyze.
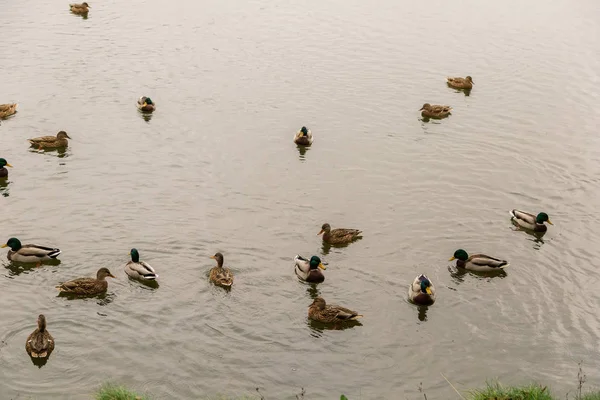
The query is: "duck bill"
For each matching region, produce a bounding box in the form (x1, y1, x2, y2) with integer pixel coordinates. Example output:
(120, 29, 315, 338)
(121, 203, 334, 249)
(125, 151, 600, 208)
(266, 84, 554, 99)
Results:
(1, 244, 7, 248)
(109, 273, 116, 279)
(419, 107, 424, 111)
(210, 255, 216, 259)
(547, 219, 553, 225)
(6, 163, 13, 168)
(426, 287, 432, 295)
(142, 102, 148, 107)
(318, 263, 326, 270)
(317, 229, 324, 236)
(448, 256, 456, 261)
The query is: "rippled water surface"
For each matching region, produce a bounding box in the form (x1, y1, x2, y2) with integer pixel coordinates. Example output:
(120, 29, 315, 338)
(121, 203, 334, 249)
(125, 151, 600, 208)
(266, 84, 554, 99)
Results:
(2, 0, 600, 398)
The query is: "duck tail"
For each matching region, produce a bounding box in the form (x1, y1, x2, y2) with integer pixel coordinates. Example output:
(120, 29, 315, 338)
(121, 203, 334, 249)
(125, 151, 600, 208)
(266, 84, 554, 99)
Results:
(350, 314, 363, 320)
(143, 273, 158, 280)
(48, 249, 61, 259)
(509, 209, 517, 218)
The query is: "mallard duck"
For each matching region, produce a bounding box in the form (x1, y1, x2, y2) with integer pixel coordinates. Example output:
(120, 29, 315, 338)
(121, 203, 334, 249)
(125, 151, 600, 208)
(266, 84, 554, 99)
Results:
(56, 267, 115, 295)
(125, 248, 158, 281)
(69, 2, 90, 14)
(209, 252, 234, 287)
(294, 255, 326, 283)
(2, 237, 61, 264)
(408, 274, 436, 305)
(420, 103, 452, 119)
(317, 223, 362, 245)
(308, 297, 362, 323)
(293, 126, 313, 146)
(447, 76, 473, 90)
(0, 158, 12, 178)
(28, 131, 71, 149)
(510, 209, 553, 232)
(25, 314, 54, 359)
(137, 97, 156, 112)
(450, 249, 509, 272)
(0, 103, 18, 119)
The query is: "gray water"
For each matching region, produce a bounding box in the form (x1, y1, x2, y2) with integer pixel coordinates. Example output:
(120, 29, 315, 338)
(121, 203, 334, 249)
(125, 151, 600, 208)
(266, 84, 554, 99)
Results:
(2, 0, 600, 398)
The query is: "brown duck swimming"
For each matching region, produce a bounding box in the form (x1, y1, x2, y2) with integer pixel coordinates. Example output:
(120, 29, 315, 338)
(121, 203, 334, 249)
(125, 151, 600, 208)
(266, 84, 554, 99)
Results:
(447, 76, 473, 90)
(28, 131, 71, 149)
(209, 252, 234, 288)
(26, 314, 55, 358)
(419, 103, 452, 119)
(317, 223, 362, 245)
(69, 2, 90, 14)
(56, 267, 115, 295)
(0, 103, 18, 119)
(308, 297, 362, 323)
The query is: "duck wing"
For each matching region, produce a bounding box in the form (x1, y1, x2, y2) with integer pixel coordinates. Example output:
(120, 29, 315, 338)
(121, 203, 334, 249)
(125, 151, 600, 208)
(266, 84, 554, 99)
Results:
(510, 209, 536, 224)
(125, 261, 158, 280)
(469, 254, 509, 269)
(20, 244, 61, 258)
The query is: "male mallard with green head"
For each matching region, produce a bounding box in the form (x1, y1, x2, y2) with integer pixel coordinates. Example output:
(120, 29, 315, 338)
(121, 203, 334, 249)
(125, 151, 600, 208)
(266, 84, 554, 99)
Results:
(28, 131, 71, 149)
(56, 267, 115, 295)
(137, 97, 156, 112)
(2, 237, 61, 265)
(294, 255, 326, 283)
(293, 126, 313, 146)
(317, 223, 362, 245)
(449, 249, 509, 272)
(69, 2, 90, 14)
(447, 76, 473, 90)
(420, 103, 452, 119)
(125, 248, 159, 281)
(209, 252, 234, 288)
(308, 297, 362, 323)
(0, 103, 18, 119)
(510, 209, 553, 232)
(26, 314, 54, 359)
(0, 158, 12, 178)
(408, 274, 436, 305)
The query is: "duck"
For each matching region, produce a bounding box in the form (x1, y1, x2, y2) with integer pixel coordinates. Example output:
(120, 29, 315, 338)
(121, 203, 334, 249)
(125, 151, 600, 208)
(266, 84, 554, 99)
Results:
(209, 252, 234, 287)
(308, 297, 362, 323)
(56, 267, 115, 295)
(0, 158, 12, 178)
(2, 237, 61, 265)
(25, 314, 54, 359)
(408, 274, 436, 305)
(449, 249, 509, 272)
(0, 103, 18, 119)
(125, 248, 159, 281)
(69, 2, 90, 14)
(294, 255, 326, 283)
(137, 97, 156, 112)
(447, 76, 474, 90)
(510, 209, 553, 232)
(293, 126, 313, 146)
(420, 103, 452, 119)
(28, 131, 71, 149)
(317, 223, 362, 245)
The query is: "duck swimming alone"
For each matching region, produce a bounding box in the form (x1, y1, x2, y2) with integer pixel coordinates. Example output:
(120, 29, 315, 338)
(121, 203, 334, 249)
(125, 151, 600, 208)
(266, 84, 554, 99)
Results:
(0, 103, 18, 119)
(294, 255, 326, 283)
(209, 252, 234, 288)
(450, 249, 509, 272)
(125, 248, 159, 281)
(69, 2, 90, 14)
(293, 126, 313, 146)
(317, 223, 362, 245)
(419, 103, 452, 119)
(510, 209, 553, 232)
(28, 131, 71, 149)
(408, 274, 436, 305)
(25, 314, 55, 359)
(308, 297, 362, 323)
(56, 267, 115, 296)
(0, 158, 12, 178)
(447, 76, 474, 90)
(137, 97, 156, 112)
(2, 237, 61, 265)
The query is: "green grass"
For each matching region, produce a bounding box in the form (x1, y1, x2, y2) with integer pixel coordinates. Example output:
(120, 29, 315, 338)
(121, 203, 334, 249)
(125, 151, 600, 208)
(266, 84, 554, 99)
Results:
(95, 384, 149, 400)
(469, 382, 553, 400)
(582, 394, 600, 400)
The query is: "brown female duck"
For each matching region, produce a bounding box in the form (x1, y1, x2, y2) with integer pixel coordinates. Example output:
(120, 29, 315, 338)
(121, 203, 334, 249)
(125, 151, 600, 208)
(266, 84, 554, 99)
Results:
(308, 297, 362, 323)
(447, 76, 473, 90)
(26, 314, 55, 358)
(69, 2, 90, 14)
(317, 223, 362, 245)
(420, 103, 452, 119)
(0, 103, 18, 119)
(56, 267, 115, 295)
(209, 252, 234, 287)
(28, 131, 71, 149)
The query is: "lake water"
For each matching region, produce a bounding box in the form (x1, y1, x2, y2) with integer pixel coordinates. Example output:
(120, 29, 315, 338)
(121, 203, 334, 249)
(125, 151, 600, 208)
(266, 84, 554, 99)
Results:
(1, 0, 600, 398)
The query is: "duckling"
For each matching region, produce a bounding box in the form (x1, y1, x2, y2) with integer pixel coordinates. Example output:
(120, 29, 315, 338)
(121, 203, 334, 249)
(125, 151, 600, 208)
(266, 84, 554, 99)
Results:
(408, 274, 436, 305)
(419, 103, 452, 119)
(69, 2, 90, 14)
(450, 249, 509, 272)
(510, 209, 553, 232)
(447, 76, 474, 90)
(293, 126, 313, 146)
(125, 248, 158, 281)
(308, 297, 362, 323)
(294, 255, 326, 283)
(137, 97, 156, 112)
(0, 158, 12, 178)
(25, 314, 54, 359)
(209, 252, 234, 287)
(28, 131, 71, 149)
(317, 223, 362, 245)
(2, 237, 61, 265)
(56, 267, 115, 295)
(0, 103, 18, 119)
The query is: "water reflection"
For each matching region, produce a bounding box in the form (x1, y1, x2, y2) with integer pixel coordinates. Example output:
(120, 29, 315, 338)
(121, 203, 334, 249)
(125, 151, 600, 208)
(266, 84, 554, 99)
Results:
(304, 282, 320, 299)
(510, 221, 546, 245)
(308, 318, 363, 335)
(4, 259, 61, 276)
(28, 354, 52, 368)
(448, 264, 508, 284)
(0, 178, 9, 197)
(320, 238, 361, 256)
(57, 291, 115, 306)
(446, 83, 471, 96)
(138, 110, 153, 122)
(296, 144, 310, 161)
(129, 278, 160, 290)
(416, 305, 429, 322)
